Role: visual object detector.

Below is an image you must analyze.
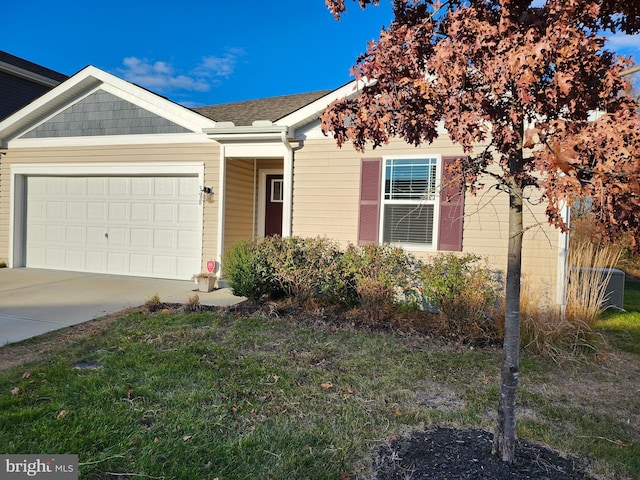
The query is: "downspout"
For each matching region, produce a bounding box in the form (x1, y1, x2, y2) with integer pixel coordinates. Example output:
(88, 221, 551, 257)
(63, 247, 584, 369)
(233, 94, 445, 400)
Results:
(557, 202, 570, 311)
(281, 130, 293, 238)
(216, 145, 227, 277)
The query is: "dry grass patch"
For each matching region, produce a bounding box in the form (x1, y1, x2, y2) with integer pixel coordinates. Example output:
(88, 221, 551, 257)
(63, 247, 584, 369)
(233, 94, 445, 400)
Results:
(517, 239, 622, 359)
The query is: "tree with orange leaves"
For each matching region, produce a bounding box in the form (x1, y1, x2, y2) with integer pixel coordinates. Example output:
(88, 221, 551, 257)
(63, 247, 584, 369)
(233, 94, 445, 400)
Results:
(322, 0, 640, 463)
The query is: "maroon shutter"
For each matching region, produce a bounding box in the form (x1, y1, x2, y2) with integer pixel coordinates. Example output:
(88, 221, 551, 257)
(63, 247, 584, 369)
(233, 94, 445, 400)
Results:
(437, 156, 465, 251)
(357, 158, 382, 245)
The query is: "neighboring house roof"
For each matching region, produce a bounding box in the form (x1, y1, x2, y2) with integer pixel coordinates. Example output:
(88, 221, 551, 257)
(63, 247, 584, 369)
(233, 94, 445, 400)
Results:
(0, 50, 68, 120)
(193, 90, 332, 126)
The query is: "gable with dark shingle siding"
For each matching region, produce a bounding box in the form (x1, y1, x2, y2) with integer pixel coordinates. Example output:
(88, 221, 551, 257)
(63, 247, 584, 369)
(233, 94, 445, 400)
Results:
(21, 90, 193, 138)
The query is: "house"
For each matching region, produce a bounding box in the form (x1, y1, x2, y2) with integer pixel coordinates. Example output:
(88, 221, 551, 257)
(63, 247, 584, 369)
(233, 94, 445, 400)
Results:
(0, 50, 68, 121)
(0, 65, 568, 304)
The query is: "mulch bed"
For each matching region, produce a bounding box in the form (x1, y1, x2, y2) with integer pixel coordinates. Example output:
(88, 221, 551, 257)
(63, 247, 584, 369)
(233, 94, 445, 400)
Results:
(373, 428, 594, 479)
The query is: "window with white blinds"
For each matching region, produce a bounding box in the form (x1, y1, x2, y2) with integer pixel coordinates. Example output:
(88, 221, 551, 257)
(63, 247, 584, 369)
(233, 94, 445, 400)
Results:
(382, 157, 439, 246)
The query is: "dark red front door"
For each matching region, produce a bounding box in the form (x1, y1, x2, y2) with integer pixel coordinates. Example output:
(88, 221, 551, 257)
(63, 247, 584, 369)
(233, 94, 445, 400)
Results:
(265, 174, 283, 236)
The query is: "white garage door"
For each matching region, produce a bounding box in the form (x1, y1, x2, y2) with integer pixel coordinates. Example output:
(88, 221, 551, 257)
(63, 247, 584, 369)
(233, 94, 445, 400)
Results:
(25, 176, 201, 280)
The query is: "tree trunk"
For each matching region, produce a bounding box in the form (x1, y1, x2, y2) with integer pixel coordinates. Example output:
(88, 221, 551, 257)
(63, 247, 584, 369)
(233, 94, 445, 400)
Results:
(492, 183, 524, 462)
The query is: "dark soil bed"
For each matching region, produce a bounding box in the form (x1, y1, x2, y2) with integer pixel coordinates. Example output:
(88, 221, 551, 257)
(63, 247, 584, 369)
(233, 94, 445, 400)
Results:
(374, 428, 594, 479)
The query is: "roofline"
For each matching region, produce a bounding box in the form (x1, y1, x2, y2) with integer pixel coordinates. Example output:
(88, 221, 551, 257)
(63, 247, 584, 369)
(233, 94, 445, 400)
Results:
(0, 60, 64, 88)
(275, 78, 371, 131)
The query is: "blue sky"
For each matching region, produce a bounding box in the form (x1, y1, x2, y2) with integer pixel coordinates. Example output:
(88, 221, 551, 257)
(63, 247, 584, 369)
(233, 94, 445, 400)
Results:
(3, 0, 638, 107)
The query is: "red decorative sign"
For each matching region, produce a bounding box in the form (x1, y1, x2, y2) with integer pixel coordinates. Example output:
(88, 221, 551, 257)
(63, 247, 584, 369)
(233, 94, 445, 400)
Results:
(206, 260, 216, 273)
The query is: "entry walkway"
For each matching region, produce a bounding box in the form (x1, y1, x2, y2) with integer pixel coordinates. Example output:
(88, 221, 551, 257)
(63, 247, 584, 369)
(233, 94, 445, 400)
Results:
(0, 268, 245, 346)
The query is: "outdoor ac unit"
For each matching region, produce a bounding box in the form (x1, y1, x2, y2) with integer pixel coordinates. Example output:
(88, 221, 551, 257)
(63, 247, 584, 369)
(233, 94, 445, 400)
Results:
(578, 267, 625, 310)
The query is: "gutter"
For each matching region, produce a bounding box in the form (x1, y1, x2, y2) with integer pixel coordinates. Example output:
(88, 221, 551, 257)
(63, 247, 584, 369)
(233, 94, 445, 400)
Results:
(0, 60, 64, 88)
(203, 125, 289, 142)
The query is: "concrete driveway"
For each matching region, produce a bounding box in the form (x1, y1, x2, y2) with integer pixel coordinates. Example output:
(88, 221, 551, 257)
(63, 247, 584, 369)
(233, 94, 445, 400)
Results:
(0, 268, 244, 346)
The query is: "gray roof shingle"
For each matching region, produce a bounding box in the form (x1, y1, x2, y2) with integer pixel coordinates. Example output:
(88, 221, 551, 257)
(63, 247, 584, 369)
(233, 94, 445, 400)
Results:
(192, 90, 331, 126)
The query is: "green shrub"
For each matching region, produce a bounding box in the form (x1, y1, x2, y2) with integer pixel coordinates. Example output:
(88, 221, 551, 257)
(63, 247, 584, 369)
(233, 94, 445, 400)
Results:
(341, 244, 422, 324)
(223, 239, 279, 302)
(262, 236, 344, 307)
(421, 253, 499, 339)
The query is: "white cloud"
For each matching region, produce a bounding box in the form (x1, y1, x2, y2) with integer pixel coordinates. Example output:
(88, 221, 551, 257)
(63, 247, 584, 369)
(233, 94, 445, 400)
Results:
(116, 49, 245, 94)
(605, 34, 640, 58)
(194, 48, 245, 78)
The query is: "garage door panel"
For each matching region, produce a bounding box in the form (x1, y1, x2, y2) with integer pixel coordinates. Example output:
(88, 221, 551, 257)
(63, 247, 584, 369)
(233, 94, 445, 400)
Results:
(178, 177, 198, 197)
(46, 225, 65, 243)
(46, 177, 66, 195)
(107, 252, 128, 273)
(28, 177, 46, 192)
(155, 178, 175, 196)
(26, 247, 44, 265)
(66, 177, 87, 196)
(153, 229, 176, 249)
(178, 204, 198, 224)
(131, 203, 152, 222)
(109, 178, 129, 196)
(130, 254, 152, 274)
(86, 227, 105, 244)
(131, 229, 152, 248)
(27, 224, 45, 242)
(131, 177, 152, 196)
(108, 228, 129, 246)
(177, 231, 198, 250)
(45, 248, 65, 268)
(88, 203, 107, 220)
(86, 251, 106, 271)
(88, 178, 107, 195)
(28, 200, 45, 219)
(26, 175, 201, 280)
(154, 204, 176, 223)
(47, 202, 65, 219)
(66, 226, 85, 245)
(65, 250, 85, 270)
(109, 203, 128, 222)
(66, 202, 86, 220)
(153, 256, 176, 276)
(177, 256, 197, 279)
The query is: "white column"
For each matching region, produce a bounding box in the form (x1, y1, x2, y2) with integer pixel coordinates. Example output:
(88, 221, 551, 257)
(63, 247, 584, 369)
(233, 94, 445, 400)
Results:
(282, 138, 293, 238)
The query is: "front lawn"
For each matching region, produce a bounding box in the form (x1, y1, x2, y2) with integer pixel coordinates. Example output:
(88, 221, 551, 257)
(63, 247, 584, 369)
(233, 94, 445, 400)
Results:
(0, 299, 638, 479)
(597, 279, 640, 354)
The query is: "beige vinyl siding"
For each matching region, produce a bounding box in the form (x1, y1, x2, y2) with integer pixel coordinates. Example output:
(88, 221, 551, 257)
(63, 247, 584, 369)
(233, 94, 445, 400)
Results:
(201, 148, 220, 273)
(258, 159, 283, 171)
(463, 173, 561, 297)
(0, 142, 220, 272)
(223, 159, 255, 254)
(221, 158, 283, 255)
(293, 137, 561, 298)
(292, 137, 468, 245)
